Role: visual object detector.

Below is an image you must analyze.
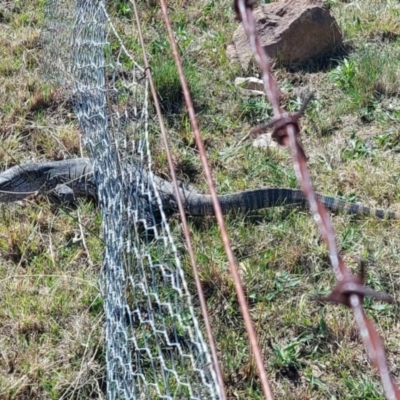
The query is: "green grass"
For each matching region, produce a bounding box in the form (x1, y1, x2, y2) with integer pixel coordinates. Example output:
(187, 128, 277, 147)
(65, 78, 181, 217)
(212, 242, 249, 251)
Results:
(1, 0, 400, 398)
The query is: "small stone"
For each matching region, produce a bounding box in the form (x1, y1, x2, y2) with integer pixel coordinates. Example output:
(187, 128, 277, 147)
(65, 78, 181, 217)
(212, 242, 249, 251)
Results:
(252, 133, 279, 149)
(234, 77, 265, 95)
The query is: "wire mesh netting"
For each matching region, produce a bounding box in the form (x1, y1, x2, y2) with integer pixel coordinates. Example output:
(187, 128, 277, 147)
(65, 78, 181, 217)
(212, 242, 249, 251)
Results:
(41, 0, 221, 398)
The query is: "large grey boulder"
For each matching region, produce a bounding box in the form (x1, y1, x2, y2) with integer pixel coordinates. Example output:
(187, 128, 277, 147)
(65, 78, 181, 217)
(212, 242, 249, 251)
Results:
(227, 0, 343, 68)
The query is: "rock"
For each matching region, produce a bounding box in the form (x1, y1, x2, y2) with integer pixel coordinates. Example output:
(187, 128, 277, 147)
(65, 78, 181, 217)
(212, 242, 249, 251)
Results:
(234, 77, 264, 95)
(228, 0, 343, 69)
(252, 133, 279, 149)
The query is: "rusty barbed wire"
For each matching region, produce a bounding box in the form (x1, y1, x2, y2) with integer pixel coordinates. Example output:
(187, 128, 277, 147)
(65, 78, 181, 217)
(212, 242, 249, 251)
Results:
(234, 0, 400, 399)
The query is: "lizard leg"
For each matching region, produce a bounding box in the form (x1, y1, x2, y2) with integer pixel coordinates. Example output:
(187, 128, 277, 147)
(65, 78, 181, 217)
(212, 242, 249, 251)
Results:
(52, 184, 77, 206)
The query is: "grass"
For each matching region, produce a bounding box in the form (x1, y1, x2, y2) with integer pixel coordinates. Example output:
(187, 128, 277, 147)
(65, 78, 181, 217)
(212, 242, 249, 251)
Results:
(1, 0, 400, 398)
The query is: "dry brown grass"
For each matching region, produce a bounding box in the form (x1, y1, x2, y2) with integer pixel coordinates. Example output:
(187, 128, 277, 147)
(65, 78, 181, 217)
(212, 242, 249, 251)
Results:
(1, 0, 400, 398)
(0, 2, 104, 399)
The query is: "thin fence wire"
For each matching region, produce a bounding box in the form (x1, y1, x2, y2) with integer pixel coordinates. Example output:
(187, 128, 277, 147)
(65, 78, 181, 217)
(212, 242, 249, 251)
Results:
(41, 0, 221, 399)
(130, 0, 227, 396)
(157, 0, 275, 398)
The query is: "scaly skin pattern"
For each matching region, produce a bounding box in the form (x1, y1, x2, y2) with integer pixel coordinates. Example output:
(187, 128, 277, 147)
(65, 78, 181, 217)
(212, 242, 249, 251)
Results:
(0, 158, 398, 219)
(0, 158, 96, 202)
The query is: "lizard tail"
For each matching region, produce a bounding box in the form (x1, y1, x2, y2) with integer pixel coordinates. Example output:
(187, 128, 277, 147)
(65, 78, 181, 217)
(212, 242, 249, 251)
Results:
(185, 188, 400, 219)
(317, 193, 400, 219)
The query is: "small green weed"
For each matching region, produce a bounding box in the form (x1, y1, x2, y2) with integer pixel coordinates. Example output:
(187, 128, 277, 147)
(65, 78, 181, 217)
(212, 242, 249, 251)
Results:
(374, 132, 400, 151)
(239, 96, 273, 124)
(330, 45, 400, 111)
(151, 56, 206, 116)
(329, 58, 356, 92)
(341, 133, 373, 160)
(272, 332, 312, 370)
